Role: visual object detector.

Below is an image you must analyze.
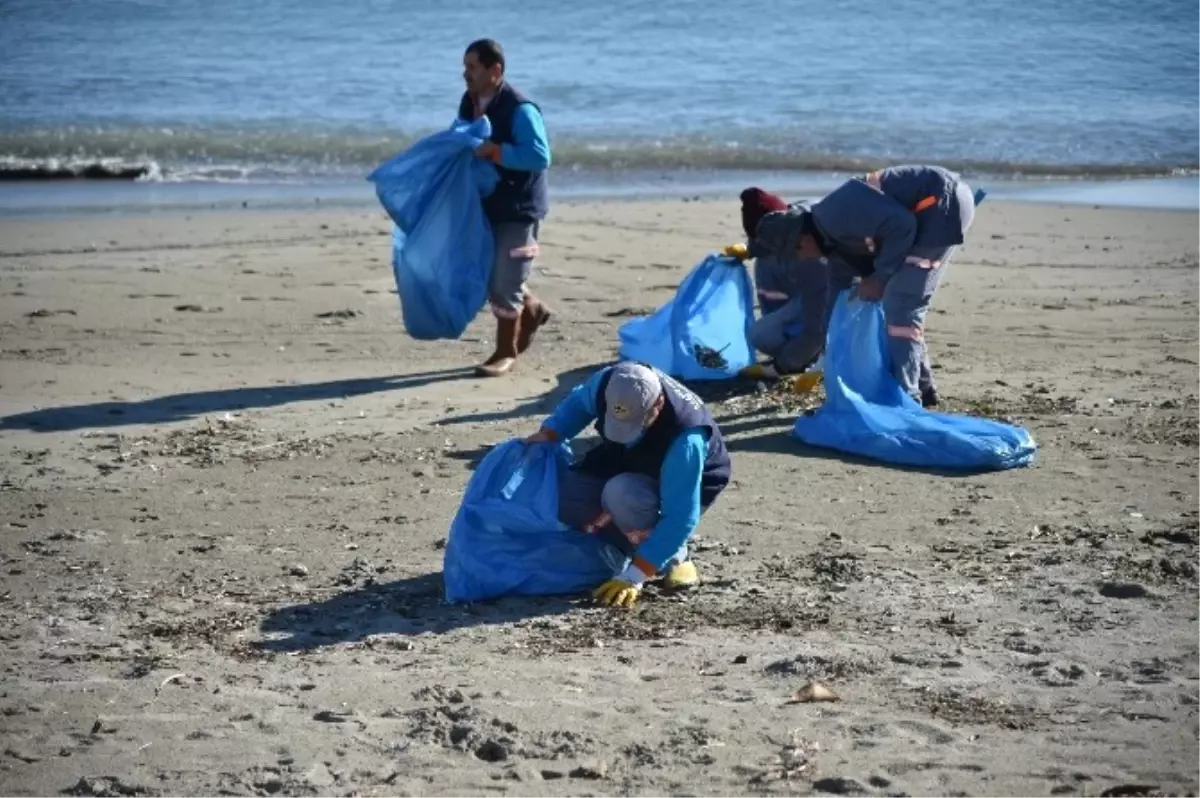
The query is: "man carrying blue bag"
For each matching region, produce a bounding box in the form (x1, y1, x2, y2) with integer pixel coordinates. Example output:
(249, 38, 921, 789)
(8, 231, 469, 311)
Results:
(458, 39, 554, 377)
(525, 362, 731, 608)
(748, 165, 981, 407)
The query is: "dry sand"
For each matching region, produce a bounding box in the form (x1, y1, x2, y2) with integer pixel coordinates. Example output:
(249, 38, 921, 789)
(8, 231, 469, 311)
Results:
(0, 199, 1197, 797)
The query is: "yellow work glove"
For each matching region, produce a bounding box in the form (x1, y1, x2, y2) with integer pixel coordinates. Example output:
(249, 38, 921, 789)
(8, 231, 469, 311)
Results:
(593, 563, 651, 609)
(721, 242, 750, 261)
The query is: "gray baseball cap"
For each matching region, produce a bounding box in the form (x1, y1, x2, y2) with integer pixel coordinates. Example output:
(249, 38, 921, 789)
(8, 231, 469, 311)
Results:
(604, 362, 663, 444)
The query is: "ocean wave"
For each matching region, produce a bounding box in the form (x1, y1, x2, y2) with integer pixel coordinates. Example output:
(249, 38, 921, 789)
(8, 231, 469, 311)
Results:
(1, 126, 1195, 182)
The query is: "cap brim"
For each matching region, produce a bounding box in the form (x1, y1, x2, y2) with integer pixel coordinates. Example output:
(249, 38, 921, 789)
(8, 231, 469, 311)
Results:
(604, 415, 644, 444)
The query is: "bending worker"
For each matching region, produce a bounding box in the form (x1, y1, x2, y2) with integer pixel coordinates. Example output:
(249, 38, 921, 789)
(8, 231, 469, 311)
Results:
(526, 362, 730, 608)
(747, 165, 981, 407)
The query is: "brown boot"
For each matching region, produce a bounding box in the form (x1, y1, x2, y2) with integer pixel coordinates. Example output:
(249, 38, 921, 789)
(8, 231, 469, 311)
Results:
(475, 314, 521, 377)
(516, 293, 552, 355)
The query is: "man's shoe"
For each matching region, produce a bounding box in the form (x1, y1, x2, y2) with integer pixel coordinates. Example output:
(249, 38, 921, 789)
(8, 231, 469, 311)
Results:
(662, 561, 700, 589)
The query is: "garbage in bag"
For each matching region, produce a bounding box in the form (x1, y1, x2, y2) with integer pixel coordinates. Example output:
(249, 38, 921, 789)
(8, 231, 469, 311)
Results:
(443, 438, 612, 603)
(792, 292, 1037, 470)
(618, 254, 756, 380)
(367, 119, 499, 341)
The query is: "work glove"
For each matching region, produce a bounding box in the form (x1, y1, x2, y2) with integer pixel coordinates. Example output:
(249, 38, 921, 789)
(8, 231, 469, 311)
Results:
(721, 243, 750, 261)
(593, 563, 651, 609)
(739, 360, 781, 380)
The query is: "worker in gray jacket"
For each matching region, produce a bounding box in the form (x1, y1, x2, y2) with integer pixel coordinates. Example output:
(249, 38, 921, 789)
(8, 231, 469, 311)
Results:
(750, 165, 980, 407)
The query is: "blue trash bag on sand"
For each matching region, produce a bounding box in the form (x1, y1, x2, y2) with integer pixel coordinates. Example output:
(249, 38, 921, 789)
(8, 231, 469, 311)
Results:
(792, 292, 1037, 471)
(367, 119, 499, 340)
(443, 439, 612, 603)
(618, 254, 756, 380)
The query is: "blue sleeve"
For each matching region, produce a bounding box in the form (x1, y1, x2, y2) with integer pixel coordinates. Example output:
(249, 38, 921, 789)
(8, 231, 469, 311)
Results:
(499, 104, 551, 172)
(635, 429, 708, 571)
(542, 367, 608, 441)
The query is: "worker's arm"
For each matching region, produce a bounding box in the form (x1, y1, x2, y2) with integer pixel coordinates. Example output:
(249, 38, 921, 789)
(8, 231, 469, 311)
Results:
(497, 104, 551, 172)
(629, 428, 708, 577)
(814, 183, 917, 283)
(538, 368, 609, 442)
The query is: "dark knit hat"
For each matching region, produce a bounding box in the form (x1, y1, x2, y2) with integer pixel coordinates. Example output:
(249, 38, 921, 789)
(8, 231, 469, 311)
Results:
(739, 187, 788, 239)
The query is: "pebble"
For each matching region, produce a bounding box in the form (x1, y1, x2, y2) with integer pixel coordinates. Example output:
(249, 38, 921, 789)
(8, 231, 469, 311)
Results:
(475, 740, 509, 762)
(569, 761, 608, 780)
(813, 777, 868, 795)
(1098, 582, 1150, 599)
(289, 564, 309, 577)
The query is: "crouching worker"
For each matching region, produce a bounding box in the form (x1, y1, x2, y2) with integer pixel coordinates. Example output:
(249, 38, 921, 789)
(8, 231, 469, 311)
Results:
(525, 362, 730, 608)
(724, 188, 855, 381)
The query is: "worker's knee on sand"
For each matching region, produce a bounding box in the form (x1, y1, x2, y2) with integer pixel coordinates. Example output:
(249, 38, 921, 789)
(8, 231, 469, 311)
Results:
(748, 317, 785, 357)
(750, 297, 806, 356)
(600, 473, 660, 535)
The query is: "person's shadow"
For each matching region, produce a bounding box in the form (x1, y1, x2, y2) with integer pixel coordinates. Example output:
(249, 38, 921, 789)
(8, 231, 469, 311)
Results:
(256, 573, 583, 653)
(435, 362, 610, 427)
(0, 368, 476, 432)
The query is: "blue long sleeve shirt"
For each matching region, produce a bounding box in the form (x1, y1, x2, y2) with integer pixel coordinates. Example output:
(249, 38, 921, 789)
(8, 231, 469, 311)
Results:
(455, 103, 551, 172)
(543, 367, 707, 573)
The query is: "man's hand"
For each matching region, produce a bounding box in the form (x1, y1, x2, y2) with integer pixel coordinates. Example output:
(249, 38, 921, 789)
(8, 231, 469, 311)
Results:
(524, 427, 557, 444)
(722, 243, 750, 261)
(855, 276, 886, 302)
(593, 563, 651, 609)
(474, 141, 501, 162)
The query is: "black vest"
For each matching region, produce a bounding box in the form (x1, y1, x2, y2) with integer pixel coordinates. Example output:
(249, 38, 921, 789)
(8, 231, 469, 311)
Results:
(458, 83, 549, 224)
(579, 367, 731, 508)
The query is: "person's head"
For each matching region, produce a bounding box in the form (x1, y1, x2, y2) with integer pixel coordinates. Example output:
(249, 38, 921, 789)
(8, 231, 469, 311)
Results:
(754, 209, 824, 261)
(739, 187, 788, 239)
(603, 363, 666, 445)
(463, 39, 505, 98)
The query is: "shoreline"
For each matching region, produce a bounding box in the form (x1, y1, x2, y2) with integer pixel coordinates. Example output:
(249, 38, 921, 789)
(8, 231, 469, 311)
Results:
(0, 172, 1196, 219)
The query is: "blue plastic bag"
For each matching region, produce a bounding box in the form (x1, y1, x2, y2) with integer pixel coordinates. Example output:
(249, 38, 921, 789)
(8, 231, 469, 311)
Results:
(443, 439, 612, 603)
(792, 292, 1037, 470)
(367, 120, 499, 340)
(618, 254, 756, 380)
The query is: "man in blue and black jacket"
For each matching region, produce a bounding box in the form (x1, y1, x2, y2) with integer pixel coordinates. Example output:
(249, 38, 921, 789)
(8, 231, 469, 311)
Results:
(458, 39, 553, 377)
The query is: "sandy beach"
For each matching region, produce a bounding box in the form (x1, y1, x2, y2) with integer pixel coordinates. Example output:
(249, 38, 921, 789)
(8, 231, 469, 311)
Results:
(0, 198, 1196, 797)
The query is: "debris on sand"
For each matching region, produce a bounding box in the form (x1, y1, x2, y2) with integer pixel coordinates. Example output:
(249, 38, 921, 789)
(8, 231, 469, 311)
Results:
(787, 682, 840, 704)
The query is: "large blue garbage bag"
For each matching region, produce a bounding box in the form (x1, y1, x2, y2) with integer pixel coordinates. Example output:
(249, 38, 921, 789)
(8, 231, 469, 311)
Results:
(367, 119, 499, 340)
(792, 292, 1037, 470)
(443, 439, 612, 603)
(618, 254, 756, 380)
